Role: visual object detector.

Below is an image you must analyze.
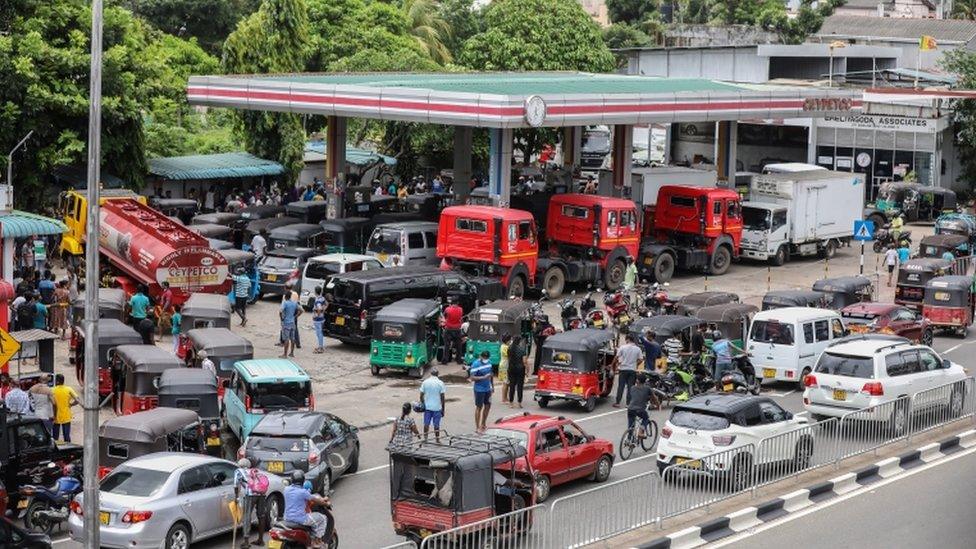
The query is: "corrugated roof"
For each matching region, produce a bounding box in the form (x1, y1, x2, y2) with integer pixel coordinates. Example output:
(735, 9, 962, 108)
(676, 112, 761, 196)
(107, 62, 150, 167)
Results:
(148, 152, 284, 181)
(818, 15, 976, 43)
(9, 329, 59, 342)
(0, 211, 67, 238)
(304, 141, 397, 167)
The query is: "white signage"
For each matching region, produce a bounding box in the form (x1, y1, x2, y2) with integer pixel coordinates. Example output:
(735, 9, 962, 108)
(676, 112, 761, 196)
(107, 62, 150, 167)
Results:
(819, 114, 937, 133)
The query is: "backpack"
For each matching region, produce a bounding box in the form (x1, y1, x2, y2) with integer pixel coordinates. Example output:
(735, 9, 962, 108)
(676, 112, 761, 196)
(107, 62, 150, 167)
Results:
(17, 302, 35, 329)
(247, 468, 269, 495)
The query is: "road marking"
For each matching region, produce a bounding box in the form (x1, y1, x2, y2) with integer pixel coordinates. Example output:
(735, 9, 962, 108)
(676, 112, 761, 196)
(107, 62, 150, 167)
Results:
(794, 411, 807, 417)
(765, 390, 796, 398)
(708, 443, 976, 547)
(576, 408, 626, 423)
(348, 464, 390, 476)
(941, 339, 976, 354)
(52, 537, 71, 546)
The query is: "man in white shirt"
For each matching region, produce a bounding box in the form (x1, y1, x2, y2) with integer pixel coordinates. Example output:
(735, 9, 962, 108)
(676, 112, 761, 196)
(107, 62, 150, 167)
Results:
(199, 351, 216, 375)
(251, 230, 268, 258)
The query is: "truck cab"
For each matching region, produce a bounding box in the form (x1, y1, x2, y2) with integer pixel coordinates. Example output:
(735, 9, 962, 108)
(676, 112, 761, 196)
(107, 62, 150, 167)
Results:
(0, 407, 83, 509)
(437, 205, 538, 298)
(57, 189, 144, 260)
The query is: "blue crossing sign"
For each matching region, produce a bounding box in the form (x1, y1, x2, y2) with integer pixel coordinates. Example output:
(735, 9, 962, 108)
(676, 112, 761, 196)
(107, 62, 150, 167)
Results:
(853, 220, 875, 241)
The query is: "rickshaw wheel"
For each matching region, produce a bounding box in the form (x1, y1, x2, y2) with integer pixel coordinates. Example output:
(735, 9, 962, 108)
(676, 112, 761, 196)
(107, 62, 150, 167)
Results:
(582, 396, 597, 413)
(370, 365, 380, 376)
(537, 396, 550, 408)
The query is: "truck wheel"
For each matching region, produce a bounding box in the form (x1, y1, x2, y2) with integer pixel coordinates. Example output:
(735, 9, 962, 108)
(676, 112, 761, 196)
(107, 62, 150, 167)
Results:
(821, 240, 837, 259)
(507, 275, 526, 299)
(653, 254, 675, 283)
(769, 245, 788, 267)
(604, 259, 625, 290)
(708, 246, 732, 275)
(542, 267, 566, 298)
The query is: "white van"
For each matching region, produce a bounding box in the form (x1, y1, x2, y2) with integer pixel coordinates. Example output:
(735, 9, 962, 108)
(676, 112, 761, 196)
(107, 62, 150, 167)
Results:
(299, 253, 383, 310)
(366, 221, 439, 268)
(747, 307, 847, 388)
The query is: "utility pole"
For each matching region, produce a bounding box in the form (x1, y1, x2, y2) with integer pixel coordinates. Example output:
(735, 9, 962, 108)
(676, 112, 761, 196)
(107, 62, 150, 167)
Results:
(6, 131, 33, 188)
(82, 0, 104, 546)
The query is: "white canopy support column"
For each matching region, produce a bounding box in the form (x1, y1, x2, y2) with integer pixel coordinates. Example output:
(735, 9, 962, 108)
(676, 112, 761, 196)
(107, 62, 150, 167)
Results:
(489, 128, 513, 207)
(453, 126, 474, 200)
(612, 125, 634, 197)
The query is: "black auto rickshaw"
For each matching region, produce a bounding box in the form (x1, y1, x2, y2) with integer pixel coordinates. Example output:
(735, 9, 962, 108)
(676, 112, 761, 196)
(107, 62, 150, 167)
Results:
(184, 327, 254, 394)
(218, 249, 260, 302)
(760, 290, 827, 311)
(534, 328, 615, 412)
(389, 433, 535, 546)
(918, 234, 970, 259)
(369, 298, 442, 378)
(922, 275, 974, 336)
(97, 408, 204, 477)
(402, 193, 455, 221)
(177, 293, 233, 357)
(896, 257, 953, 308)
(286, 200, 330, 224)
(241, 216, 301, 248)
(344, 185, 374, 216)
(71, 318, 142, 399)
(812, 275, 873, 309)
(318, 217, 375, 254)
(676, 292, 739, 316)
(236, 204, 285, 226)
(112, 344, 184, 415)
(157, 369, 223, 456)
(269, 223, 329, 250)
(463, 299, 534, 367)
(191, 212, 241, 227)
(71, 287, 127, 324)
(696, 303, 758, 348)
(867, 183, 957, 226)
(189, 223, 234, 241)
(150, 198, 199, 224)
(466, 187, 492, 206)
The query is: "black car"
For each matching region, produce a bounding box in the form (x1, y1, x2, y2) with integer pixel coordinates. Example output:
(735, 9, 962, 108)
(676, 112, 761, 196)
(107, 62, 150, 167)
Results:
(257, 247, 323, 298)
(243, 411, 359, 495)
(0, 516, 51, 548)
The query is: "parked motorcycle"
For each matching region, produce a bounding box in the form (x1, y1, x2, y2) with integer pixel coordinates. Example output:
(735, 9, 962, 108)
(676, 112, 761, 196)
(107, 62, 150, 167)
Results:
(603, 290, 633, 334)
(872, 224, 912, 253)
(269, 500, 339, 549)
(718, 355, 760, 395)
(557, 293, 584, 331)
(642, 282, 675, 316)
(20, 462, 82, 534)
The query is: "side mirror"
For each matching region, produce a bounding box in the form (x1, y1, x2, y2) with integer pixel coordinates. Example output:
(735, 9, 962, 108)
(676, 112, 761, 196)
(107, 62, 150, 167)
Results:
(587, 434, 595, 442)
(943, 358, 952, 369)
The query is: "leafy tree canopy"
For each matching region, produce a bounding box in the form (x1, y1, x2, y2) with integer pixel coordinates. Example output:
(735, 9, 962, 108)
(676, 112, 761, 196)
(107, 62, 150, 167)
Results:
(942, 49, 976, 188)
(606, 0, 660, 25)
(136, 0, 260, 54)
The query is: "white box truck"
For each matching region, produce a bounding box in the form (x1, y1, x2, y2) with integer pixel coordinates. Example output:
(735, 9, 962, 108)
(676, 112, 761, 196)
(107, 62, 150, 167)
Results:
(631, 166, 718, 206)
(741, 167, 865, 265)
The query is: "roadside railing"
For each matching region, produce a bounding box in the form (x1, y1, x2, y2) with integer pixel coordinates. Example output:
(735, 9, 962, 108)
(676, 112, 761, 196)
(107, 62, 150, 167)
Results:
(832, 395, 912, 461)
(548, 471, 659, 548)
(950, 255, 975, 276)
(908, 376, 976, 438)
(419, 504, 548, 549)
(754, 418, 839, 489)
(658, 444, 757, 519)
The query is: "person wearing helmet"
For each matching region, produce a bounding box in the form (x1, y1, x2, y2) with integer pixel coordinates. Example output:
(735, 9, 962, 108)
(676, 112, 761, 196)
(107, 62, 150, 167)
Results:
(710, 330, 745, 382)
(284, 469, 332, 547)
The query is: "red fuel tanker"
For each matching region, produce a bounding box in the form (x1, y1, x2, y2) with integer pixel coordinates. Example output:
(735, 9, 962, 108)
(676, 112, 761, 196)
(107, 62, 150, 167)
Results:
(98, 199, 230, 303)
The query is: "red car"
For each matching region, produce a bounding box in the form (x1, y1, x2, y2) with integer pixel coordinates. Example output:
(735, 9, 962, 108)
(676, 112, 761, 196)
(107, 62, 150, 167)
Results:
(486, 413, 614, 502)
(840, 302, 933, 345)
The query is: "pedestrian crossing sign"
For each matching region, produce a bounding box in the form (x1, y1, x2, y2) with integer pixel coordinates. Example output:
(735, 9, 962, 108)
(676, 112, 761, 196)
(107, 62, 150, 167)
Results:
(853, 220, 875, 241)
(0, 327, 21, 366)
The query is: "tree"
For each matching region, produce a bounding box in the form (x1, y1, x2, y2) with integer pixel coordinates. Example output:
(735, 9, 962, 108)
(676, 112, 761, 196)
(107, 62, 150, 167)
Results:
(403, 0, 453, 65)
(223, 0, 311, 185)
(603, 22, 655, 50)
(771, 0, 845, 45)
(942, 50, 976, 188)
(606, 0, 659, 24)
(954, 0, 976, 19)
(136, 0, 260, 54)
(437, 0, 483, 60)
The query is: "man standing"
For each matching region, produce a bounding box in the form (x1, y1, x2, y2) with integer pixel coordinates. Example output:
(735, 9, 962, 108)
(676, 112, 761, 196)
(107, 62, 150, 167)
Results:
(419, 368, 446, 441)
(158, 281, 174, 337)
(251, 229, 268, 259)
(4, 379, 31, 415)
(441, 298, 464, 364)
(128, 285, 150, 327)
(612, 334, 643, 408)
(469, 351, 494, 432)
(28, 374, 54, 434)
(199, 350, 216, 376)
(233, 458, 268, 548)
(884, 244, 899, 287)
(280, 294, 301, 358)
(623, 257, 638, 291)
(232, 267, 252, 327)
(507, 337, 528, 408)
(897, 242, 911, 265)
(711, 330, 745, 381)
(639, 329, 662, 372)
(136, 314, 156, 345)
(32, 235, 46, 272)
(51, 374, 79, 443)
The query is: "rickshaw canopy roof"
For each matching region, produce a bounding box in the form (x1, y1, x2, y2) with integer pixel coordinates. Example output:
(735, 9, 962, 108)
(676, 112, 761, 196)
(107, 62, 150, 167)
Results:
(182, 293, 233, 317)
(920, 234, 968, 248)
(542, 328, 614, 352)
(187, 327, 254, 354)
(239, 205, 285, 219)
(115, 345, 184, 372)
(219, 249, 256, 266)
(374, 298, 441, 323)
(192, 212, 241, 226)
(631, 315, 701, 337)
(269, 223, 325, 238)
(319, 217, 373, 232)
(286, 200, 330, 214)
(246, 216, 301, 233)
(696, 303, 759, 323)
(99, 407, 200, 443)
(471, 300, 533, 322)
(153, 198, 198, 210)
(390, 433, 527, 467)
(157, 368, 218, 394)
(190, 223, 233, 238)
(74, 288, 127, 312)
(901, 257, 954, 273)
(926, 275, 972, 291)
(677, 291, 739, 311)
(935, 213, 976, 234)
(812, 275, 872, 293)
(762, 290, 825, 307)
(96, 319, 142, 343)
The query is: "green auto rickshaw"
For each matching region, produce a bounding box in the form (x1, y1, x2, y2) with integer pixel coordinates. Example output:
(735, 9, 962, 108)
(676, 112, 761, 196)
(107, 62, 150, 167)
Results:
(370, 298, 443, 378)
(463, 299, 534, 368)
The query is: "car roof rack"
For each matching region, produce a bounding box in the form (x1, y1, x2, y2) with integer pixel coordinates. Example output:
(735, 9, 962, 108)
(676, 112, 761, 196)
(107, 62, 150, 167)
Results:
(827, 333, 910, 350)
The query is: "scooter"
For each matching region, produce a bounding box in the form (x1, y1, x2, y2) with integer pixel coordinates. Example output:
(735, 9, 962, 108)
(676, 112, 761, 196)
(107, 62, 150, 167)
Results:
(643, 282, 675, 316)
(872, 224, 912, 253)
(20, 462, 83, 534)
(603, 290, 633, 334)
(719, 355, 760, 395)
(557, 293, 584, 331)
(269, 501, 339, 549)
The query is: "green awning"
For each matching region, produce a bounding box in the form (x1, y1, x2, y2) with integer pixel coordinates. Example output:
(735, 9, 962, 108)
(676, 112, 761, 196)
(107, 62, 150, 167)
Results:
(304, 141, 397, 167)
(148, 152, 284, 181)
(0, 211, 67, 238)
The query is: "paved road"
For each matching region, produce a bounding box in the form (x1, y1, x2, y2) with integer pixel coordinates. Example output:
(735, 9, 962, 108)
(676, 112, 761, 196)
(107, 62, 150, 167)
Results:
(717, 443, 976, 549)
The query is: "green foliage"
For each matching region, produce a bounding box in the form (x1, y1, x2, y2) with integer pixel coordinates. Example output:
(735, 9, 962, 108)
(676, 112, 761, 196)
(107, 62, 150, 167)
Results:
(954, 0, 976, 19)
(942, 50, 976, 188)
(403, 0, 453, 65)
(603, 22, 656, 50)
(437, 0, 484, 59)
(223, 0, 311, 185)
(771, 0, 844, 45)
(606, 0, 659, 24)
(136, 0, 260, 54)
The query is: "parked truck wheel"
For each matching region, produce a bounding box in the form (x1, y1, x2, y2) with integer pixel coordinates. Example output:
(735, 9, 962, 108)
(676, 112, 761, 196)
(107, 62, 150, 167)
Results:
(820, 240, 837, 259)
(604, 259, 625, 290)
(708, 246, 731, 275)
(507, 275, 526, 299)
(652, 253, 675, 283)
(769, 245, 788, 267)
(542, 266, 566, 298)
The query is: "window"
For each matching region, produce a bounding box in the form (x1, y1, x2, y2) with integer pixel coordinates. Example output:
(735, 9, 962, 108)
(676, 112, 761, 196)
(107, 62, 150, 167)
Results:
(607, 211, 618, 228)
(886, 352, 912, 377)
(814, 320, 830, 342)
(893, 309, 916, 322)
(325, 416, 345, 438)
(727, 201, 740, 219)
(742, 405, 763, 426)
(759, 402, 788, 423)
(918, 350, 942, 372)
(14, 422, 50, 451)
(107, 443, 129, 460)
(536, 429, 565, 453)
(771, 210, 788, 232)
(620, 210, 636, 231)
(507, 223, 517, 242)
(408, 232, 425, 249)
(455, 218, 487, 232)
(206, 462, 237, 487)
(562, 423, 588, 446)
(750, 320, 794, 345)
(713, 201, 722, 216)
(518, 221, 533, 241)
(101, 467, 170, 497)
(803, 322, 814, 344)
(561, 205, 588, 219)
(669, 195, 695, 208)
(815, 353, 875, 378)
(831, 319, 845, 338)
(897, 350, 922, 375)
(670, 409, 731, 430)
(178, 465, 211, 494)
(424, 231, 438, 247)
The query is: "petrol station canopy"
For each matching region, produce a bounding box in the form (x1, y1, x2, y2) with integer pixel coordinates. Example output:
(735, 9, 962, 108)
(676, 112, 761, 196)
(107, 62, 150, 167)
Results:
(187, 71, 863, 128)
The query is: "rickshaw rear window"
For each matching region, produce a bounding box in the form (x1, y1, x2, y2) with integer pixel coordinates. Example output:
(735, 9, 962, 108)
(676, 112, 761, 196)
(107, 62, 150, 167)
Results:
(262, 256, 298, 270)
(551, 351, 572, 366)
(484, 428, 529, 449)
(250, 382, 311, 409)
(305, 262, 341, 280)
(246, 435, 310, 453)
(368, 228, 403, 254)
(749, 320, 794, 345)
(101, 467, 169, 497)
(172, 398, 201, 411)
(106, 443, 129, 460)
(670, 410, 730, 430)
(478, 323, 498, 336)
(381, 323, 404, 338)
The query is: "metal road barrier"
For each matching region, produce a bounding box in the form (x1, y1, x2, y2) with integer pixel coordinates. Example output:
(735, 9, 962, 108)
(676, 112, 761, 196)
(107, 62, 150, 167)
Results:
(908, 377, 976, 438)
(381, 542, 418, 549)
(548, 471, 659, 548)
(419, 504, 548, 549)
(753, 418, 839, 488)
(832, 396, 912, 461)
(950, 255, 974, 276)
(658, 444, 758, 519)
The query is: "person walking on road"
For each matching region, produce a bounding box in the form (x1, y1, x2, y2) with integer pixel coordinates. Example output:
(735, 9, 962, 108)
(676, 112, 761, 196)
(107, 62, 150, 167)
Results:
(884, 245, 899, 286)
(499, 335, 511, 404)
(507, 337, 528, 408)
(623, 256, 638, 291)
(232, 267, 252, 327)
(612, 334, 643, 408)
(51, 374, 79, 443)
(312, 286, 327, 353)
(280, 295, 301, 358)
(233, 458, 268, 548)
(419, 368, 446, 441)
(441, 298, 464, 364)
(251, 229, 268, 259)
(128, 285, 150, 327)
(199, 350, 216, 376)
(170, 304, 182, 354)
(4, 379, 31, 415)
(28, 374, 54, 434)
(470, 351, 494, 432)
(389, 402, 420, 448)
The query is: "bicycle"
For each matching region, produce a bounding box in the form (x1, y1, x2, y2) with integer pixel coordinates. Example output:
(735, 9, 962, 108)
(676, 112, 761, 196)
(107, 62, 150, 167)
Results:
(619, 410, 659, 461)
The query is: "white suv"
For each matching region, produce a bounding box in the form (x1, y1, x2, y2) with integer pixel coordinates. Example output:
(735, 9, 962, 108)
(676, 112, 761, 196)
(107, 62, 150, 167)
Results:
(802, 335, 968, 428)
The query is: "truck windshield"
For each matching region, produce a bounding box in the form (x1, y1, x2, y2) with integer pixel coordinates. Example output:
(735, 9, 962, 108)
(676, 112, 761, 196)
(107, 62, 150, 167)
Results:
(742, 207, 770, 230)
(582, 132, 611, 154)
(368, 228, 402, 254)
(749, 320, 794, 345)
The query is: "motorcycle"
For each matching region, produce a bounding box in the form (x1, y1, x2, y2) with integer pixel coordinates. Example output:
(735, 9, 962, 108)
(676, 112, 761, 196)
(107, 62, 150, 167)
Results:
(642, 282, 675, 316)
(577, 290, 607, 329)
(19, 462, 83, 534)
(557, 293, 584, 331)
(603, 290, 633, 334)
(719, 354, 760, 395)
(269, 501, 339, 549)
(872, 224, 912, 253)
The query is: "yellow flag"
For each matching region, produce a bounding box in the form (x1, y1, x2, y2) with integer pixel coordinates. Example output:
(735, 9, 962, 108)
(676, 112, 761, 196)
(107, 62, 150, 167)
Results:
(920, 35, 938, 51)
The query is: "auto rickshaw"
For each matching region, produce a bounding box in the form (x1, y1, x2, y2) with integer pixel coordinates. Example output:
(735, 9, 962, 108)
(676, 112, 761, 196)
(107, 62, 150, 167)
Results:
(241, 216, 301, 248)
(463, 299, 534, 367)
(895, 258, 953, 308)
(70, 287, 127, 324)
(112, 344, 184, 415)
(935, 213, 976, 243)
(219, 249, 261, 303)
(918, 234, 970, 259)
(343, 184, 374, 216)
(867, 183, 957, 225)
(812, 275, 873, 309)
(189, 222, 234, 241)
(71, 318, 142, 399)
(370, 298, 442, 378)
(150, 198, 199, 224)
(233, 204, 286, 247)
(761, 290, 827, 311)
(269, 223, 329, 250)
(921, 275, 974, 336)
(318, 217, 375, 254)
(285, 200, 330, 224)
(191, 212, 241, 227)
(388, 433, 536, 546)
(534, 328, 616, 412)
(676, 292, 739, 316)
(403, 193, 456, 221)
(183, 327, 254, 394)
(696, 303, 758, 348)
(156, 369, 223, 456)
(176, 293, 232, 357)
(630, 315, 702, 346)
(97, 408, 204, 478)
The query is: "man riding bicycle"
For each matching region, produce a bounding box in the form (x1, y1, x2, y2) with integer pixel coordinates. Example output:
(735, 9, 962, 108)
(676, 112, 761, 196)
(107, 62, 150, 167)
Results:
(626, 373, 655, 436)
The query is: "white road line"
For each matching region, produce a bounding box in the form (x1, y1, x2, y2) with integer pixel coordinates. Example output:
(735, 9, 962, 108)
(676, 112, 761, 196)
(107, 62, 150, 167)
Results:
(52, 537, 71, 546)
(941, 339, 976, 354)
(708, 444, 976, 547)
(576, 408, 626, 423)
(794, 411, 807, 417)
(766, 390, 796, 398)
(348, 464, 390, 476)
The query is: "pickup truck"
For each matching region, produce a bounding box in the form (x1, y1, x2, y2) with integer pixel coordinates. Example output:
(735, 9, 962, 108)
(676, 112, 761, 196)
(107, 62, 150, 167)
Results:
(0, 406, 83, 511)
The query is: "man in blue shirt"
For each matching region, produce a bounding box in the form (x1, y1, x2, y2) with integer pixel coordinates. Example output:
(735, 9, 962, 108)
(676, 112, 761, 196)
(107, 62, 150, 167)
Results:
(469, 350, 493, 432)
(419, 368, 446, 441)
(280, 297, 301, 358)
(897, 243, 911, 265)
(128, 286, 150, 327)
(711, 330, 745, 381)
(283, 471, 330, 545)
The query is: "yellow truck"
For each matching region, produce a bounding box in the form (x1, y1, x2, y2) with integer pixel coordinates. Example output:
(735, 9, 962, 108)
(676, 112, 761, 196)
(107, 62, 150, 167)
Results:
(57, 189, 145, 259)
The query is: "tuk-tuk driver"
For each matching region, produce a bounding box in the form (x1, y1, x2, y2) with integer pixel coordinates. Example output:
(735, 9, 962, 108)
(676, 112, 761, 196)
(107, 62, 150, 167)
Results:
(890, 213, 904, 239)
(712, 330, 746, 381)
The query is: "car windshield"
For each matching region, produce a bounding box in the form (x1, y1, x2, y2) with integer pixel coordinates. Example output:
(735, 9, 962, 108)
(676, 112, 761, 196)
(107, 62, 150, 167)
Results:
(305, 261, 341, 280)
(367, 229, 401, 254)
(250, 381, 311, 409)
(483, 428, 529, 449)
(669, 409, 730, 431)
(247, 435, 310, 453)
(749, 320, 794, 345)
(815, 352, 875, 378)
(262, 256, 298, 270)
(742, 207, 770, 230)
(101, 467, 170, 497)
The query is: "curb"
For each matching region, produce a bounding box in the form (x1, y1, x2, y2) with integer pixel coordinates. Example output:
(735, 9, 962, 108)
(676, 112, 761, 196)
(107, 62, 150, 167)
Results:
(634, 429, 975, 549)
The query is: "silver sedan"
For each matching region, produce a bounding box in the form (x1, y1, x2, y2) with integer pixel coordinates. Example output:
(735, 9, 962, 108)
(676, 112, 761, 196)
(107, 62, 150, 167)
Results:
(68, 453, 285, 549)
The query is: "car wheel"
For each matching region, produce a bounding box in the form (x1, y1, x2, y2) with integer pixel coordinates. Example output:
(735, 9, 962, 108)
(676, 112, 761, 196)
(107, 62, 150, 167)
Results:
(538, 396, 550, 408)
(793, 437, 813, 471)
(535, 474, 551, 503)
(319, 471, 332, 496)
(797, 367, 811, 391)
(165, 523, 191, 549)
(889, 402, 909, 436)
(370, 364, 380, 376)
(709, 246, 731, 276)
(266, 494, 283, 524)
(592, 455, 613, 483)
(543, 267, 566, 299)
(921, 329, 933, 346)
(769, 245, 787, 267)
(653, 253, 675, 283)
(604, 259, 625, 290)
(347, 445, 360, 474)
(949, 387, 965, 418)
(583, 396, 597, 413)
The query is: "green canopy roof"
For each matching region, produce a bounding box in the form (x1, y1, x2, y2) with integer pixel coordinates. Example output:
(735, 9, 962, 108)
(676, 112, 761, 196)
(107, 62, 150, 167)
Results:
(148, 152, 284, 181)
(0, 211, 67, 238)
(304, 141, 397, 167)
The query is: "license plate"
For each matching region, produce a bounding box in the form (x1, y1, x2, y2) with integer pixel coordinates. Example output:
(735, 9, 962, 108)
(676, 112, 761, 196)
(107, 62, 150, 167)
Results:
(593, 320, 604, 327)
(100, 511, 110, 525)
(763, 368, 776, 378)
(266, 461, 284, 473)
(267, 541, 282, 549)
(17, 499, 28, 509)
(833, 389, 847, 401)
(675, 457, 701, 469)
(572, 386, 583, 395)
(207, 436, 220, 446)
(643, 257, 653, 265)
(405, 356, 414, 364)
(723, 383, 733, 392)
(335, 316, 345, 326)
(267, 274, 277, 282)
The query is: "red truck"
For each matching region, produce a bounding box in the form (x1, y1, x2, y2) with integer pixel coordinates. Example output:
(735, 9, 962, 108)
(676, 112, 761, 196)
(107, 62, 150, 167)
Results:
(638, 186, 742, 283)
(539, 193, 640, 297)
(436, 205, 538, 297)
(99, 198, 231, 303)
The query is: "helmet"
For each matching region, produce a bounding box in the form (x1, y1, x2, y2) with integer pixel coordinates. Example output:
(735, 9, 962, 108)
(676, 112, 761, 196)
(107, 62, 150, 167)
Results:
(237, 458, 251, 468)
(412, 401, 425, 413)
(197, 350, 208, 359)
(712, 330, 724, 340)
(291, 470, 305, 484)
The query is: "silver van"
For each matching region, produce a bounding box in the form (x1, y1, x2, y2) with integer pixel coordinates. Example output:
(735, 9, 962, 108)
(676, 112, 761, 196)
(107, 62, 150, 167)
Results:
(366, 221, 439, 268)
